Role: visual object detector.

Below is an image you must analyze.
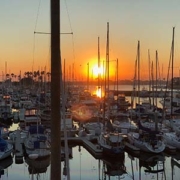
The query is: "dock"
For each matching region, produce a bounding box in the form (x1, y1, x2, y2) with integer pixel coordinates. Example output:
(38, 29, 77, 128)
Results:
(82, 138, 102, 158)
(61, 137, 103, 158)
(14, 130, 24, 164)
(10, 131, 170, 161)
(62, 137, 140, 158)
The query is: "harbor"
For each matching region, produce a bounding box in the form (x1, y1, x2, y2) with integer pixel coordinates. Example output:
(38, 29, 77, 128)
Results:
(1, 0, 180, 179)
(2, 126, 180, 180)
(0, 82, 179, 180)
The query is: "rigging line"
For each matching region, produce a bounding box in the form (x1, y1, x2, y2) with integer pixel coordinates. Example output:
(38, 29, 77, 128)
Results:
(34, 0, 42, 32)
(71, 34, 76, 63)
(64, 0, 73, 32)
(32, 0, 41, 74)
(64, 0, 76, 62)
(32, 34, 36, 74)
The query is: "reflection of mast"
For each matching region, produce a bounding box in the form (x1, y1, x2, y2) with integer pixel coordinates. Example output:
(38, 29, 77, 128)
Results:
(78, 146, 82, 180)
(62, 59, 70, 180)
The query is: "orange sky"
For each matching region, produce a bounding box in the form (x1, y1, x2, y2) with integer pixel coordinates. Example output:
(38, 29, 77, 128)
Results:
(1, 1, 180, 82)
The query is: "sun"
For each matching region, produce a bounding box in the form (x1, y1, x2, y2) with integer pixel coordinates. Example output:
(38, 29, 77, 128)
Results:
(92, 65, 104, 78)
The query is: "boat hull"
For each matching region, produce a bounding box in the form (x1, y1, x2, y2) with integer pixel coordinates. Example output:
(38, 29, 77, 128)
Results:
(128, 132, 165, 154)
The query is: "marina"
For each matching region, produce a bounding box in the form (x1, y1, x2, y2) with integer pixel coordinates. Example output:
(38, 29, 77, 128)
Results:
(1, 1, 180, 179)
(0, 81, 179, 180)
(1, 132, 180, 180)
(0, 87, 178, 180)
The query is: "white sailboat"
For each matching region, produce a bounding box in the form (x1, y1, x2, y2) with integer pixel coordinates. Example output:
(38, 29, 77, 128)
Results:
(24, 125, 50, 159)
(163, 132, 180, 150)
(98, 130, 126, 156)
(111, 112, 137, 134)
(0, 137, 13, 160)
(128, 120, 165, 153)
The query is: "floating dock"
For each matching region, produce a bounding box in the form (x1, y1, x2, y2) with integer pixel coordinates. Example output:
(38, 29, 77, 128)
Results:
(14, 130, 24, 164)
(61, 137, 103, 158)
(82, 138, 102, 158)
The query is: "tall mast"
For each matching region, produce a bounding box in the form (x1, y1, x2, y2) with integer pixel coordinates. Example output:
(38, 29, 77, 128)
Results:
(106, 22, 109, 95)
(98, 37, 101, 97)
(117, 58, 119, 94)
(156, 50, 158, 107)
(5, 61, 7, 81)
(137, 41, 140, 105)
(87, 62, 89, 91)
(50, 0, 61, 179)
(171, 27, 175, 116)
(106, 22, 110, 117)
(148, 49, 151, 92)
(151, 61, 154, 107)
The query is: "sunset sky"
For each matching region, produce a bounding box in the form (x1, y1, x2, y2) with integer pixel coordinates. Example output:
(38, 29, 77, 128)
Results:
(1, 0, 180, 81)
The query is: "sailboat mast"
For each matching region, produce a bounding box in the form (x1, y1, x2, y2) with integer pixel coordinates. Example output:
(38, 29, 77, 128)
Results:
(107, 22, 109, 94)
(87, 62, 89, 91)
(148, 49, 151, 92)
(50, 0, 61, 179)
(156, 50, 158, 107)
(171, 27, 175, 116)
(98, 37, 101, 97)
(117, 58, 119, 94)
(137, 41, 140, 105)
(106, 22, 110, 117)
(5, 61, 7, 81)
(151, 61, 155, 107)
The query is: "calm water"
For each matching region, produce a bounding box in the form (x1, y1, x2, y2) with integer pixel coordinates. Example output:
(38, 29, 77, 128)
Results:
(2, 85, 177, 180)
(1, 144, 180, 180)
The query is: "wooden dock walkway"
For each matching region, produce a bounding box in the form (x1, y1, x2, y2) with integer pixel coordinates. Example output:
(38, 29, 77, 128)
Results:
(61, 137, 103, 158)
(7, 130, 24, 162)
(14, 130, 24, 164)
(82, 138, 102, 158)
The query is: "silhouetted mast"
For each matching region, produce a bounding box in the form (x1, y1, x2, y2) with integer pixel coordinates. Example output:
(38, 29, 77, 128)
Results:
(98, 37, 101, 97)
(87, 62, 89, 91)
(50, 0, 61, 179)
(156, 50, 158, 107)
(106, 22, 110, 118)
(171, 27, 175, 116)
(137, 41, 140, 105)
(148, 49, 151, 92)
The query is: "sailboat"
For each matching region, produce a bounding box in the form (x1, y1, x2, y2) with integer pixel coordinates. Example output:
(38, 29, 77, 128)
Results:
(163, 131, 180, 150)
(0, 155, 13, 178)
(24, 125, 51, 159)
(162, 27, 180, 150)
(97, 22, 126, 157)
(128, 120, 165, 153)
(0, 137, 13, 160)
